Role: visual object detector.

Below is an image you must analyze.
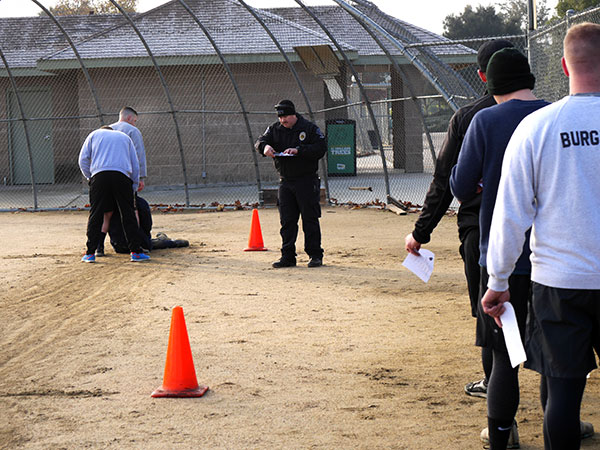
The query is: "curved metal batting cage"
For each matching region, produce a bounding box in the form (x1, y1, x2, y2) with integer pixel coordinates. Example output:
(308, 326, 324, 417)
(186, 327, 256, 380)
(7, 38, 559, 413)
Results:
(2, 0, 594, 211)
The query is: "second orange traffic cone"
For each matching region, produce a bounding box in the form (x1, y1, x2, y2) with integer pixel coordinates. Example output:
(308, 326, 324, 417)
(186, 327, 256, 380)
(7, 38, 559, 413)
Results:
(244, 208, 267, 251)
(151, 306, 208, 398)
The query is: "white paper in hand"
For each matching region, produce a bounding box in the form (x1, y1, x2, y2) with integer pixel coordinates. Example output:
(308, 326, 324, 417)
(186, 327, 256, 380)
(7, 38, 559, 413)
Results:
(402, 249, 434, 283)
(500, 302, 527, 368)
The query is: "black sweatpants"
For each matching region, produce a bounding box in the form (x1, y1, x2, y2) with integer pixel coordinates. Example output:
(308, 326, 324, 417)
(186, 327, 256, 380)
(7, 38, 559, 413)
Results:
(478, 268, 531, 448)
(458, 225, 481, 318)
(278, 176, 323, 261)
(86, 171, 142, 255)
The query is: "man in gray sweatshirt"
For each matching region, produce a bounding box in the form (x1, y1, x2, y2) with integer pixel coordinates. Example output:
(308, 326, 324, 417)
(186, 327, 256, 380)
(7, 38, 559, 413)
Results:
(482, 22, 600, 449)
(78, 126, 149, 262)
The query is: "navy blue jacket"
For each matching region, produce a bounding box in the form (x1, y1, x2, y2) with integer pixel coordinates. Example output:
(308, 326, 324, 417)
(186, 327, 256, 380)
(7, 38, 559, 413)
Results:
(450, 99, 549, 273)
(411, 95, 495, 244)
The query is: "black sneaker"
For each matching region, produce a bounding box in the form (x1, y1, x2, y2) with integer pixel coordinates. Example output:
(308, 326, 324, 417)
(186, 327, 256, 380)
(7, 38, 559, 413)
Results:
(95, 242, 105, 257)
(272, 259, 296, 268)
(307, 257, 323, 268)
(465, 378, 488, 398)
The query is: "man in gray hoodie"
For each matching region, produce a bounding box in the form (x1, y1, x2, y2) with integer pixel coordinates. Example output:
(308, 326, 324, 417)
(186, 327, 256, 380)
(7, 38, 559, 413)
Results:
(78, 126, 149, 263)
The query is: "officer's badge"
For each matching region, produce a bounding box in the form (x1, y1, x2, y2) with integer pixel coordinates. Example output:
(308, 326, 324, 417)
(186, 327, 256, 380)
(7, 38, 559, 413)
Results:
(299, 131, 307, 141)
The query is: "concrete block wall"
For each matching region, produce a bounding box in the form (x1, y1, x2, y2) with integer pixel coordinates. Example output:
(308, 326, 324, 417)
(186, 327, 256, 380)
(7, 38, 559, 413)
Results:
(75, 62, 324, 187)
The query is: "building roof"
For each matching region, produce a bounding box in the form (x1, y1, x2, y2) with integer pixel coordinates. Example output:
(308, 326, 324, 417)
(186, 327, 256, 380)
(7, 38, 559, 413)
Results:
(266, 4, 468, 58)
(40, 0, 354, 65)
(0, 15, 123, 70)
(0, 0, 474, 72)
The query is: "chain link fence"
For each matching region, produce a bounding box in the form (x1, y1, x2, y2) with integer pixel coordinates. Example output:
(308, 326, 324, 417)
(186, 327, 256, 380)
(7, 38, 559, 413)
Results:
(529, 5, 600, 102)
(1, 0, 597, 211)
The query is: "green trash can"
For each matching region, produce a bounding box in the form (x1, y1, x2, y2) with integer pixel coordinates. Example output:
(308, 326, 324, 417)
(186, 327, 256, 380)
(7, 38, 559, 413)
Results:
(326, 119, 356, 176)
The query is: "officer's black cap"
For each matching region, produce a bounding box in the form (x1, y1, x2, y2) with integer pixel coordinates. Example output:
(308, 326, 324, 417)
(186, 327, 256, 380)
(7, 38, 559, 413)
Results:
(275, 99, 296, 117)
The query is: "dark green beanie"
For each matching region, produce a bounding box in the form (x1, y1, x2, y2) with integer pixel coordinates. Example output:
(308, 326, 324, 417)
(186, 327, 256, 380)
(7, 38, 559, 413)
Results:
(486, 48, 535, 95)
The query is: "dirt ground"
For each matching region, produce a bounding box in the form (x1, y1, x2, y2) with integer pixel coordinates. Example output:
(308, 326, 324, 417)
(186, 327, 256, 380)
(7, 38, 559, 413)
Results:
(0, 207, 598, 450)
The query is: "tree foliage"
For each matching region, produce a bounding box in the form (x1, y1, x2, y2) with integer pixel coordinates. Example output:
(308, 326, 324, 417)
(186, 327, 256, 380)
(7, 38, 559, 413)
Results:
(499, 0, 551, 31)
(555, 0, 600, 17)
(443, 0, 550, 39)
(443, 5, 521, 39)
(46, 0, 137, 16)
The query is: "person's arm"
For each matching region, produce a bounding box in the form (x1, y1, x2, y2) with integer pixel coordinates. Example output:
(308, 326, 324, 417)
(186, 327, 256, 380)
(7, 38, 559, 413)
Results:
(132, 128, 146, 189)
(408, 113, 463, 249)
(450, 116, 485, 203)
(78, 134, 93, 180)
(128, 140, 140, 189)
(254, 125, 276, 157)
(132, 128, 147, 178)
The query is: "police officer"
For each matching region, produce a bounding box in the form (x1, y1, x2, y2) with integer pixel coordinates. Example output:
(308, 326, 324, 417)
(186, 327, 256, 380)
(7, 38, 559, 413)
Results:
(255, 100, 327, 268)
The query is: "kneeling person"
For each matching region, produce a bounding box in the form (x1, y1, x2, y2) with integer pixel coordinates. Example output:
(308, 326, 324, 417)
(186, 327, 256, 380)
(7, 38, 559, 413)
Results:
(109, 196, 189, 253)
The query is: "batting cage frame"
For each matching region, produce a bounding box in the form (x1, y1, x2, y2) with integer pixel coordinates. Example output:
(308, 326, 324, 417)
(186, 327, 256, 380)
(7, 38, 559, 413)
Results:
(0, 0, 598, 211)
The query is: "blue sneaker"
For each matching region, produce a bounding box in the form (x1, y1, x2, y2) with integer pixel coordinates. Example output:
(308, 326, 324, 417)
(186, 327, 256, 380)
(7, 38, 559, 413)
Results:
(131, 252, 150, 262)
(81, 254, 95, 263)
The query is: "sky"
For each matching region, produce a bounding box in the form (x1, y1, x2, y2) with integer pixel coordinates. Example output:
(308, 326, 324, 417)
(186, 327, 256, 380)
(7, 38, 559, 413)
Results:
(0, 0, 559, 35)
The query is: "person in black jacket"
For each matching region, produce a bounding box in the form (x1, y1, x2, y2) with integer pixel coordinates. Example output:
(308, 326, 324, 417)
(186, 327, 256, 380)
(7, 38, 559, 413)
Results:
(255, 100, 327, 268)
(404, 39, 514, 400)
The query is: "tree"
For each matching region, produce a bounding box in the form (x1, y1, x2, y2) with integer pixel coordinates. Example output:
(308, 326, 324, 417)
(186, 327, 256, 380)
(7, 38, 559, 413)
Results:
(499, 0, 551, 30)
(46, 0, 137, 16)
(443, 5, 522, 39)
(442, 0, 550, 39)
(555, 0, 600, 17)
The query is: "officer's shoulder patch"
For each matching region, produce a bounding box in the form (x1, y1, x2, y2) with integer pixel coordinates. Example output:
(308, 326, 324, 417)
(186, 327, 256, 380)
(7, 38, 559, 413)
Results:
(299, 131, 307, 141)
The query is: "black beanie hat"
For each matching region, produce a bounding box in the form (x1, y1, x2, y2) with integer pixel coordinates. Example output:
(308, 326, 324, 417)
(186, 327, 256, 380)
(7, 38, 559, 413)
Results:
(275, 99, 296, 117)
(486, 47, 536, 95)
(477, 39, 514, 72)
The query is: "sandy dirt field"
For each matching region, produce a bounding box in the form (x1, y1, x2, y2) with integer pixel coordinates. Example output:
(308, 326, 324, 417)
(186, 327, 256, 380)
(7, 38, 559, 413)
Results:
(0, 207, 598, 449)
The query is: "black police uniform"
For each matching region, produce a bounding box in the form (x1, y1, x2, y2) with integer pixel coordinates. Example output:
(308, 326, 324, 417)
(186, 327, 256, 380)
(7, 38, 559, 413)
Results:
(255, 113, 327, 263)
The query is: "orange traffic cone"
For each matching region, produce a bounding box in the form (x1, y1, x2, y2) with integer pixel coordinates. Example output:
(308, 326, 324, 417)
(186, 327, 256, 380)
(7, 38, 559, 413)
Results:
(244, 208, 267, 251)
(151, 306, 208, 398)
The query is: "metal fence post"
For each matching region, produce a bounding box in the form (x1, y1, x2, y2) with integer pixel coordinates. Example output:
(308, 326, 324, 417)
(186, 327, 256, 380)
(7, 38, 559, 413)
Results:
(294, 0, 392, 202)
(0, 48, 38, 209)
(108, 0, 191, 206)
(177, 0, 263, 205)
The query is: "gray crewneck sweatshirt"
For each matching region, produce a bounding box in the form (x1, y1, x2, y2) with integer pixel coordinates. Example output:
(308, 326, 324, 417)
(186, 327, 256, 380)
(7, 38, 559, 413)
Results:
(487, 95, 600, 291)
